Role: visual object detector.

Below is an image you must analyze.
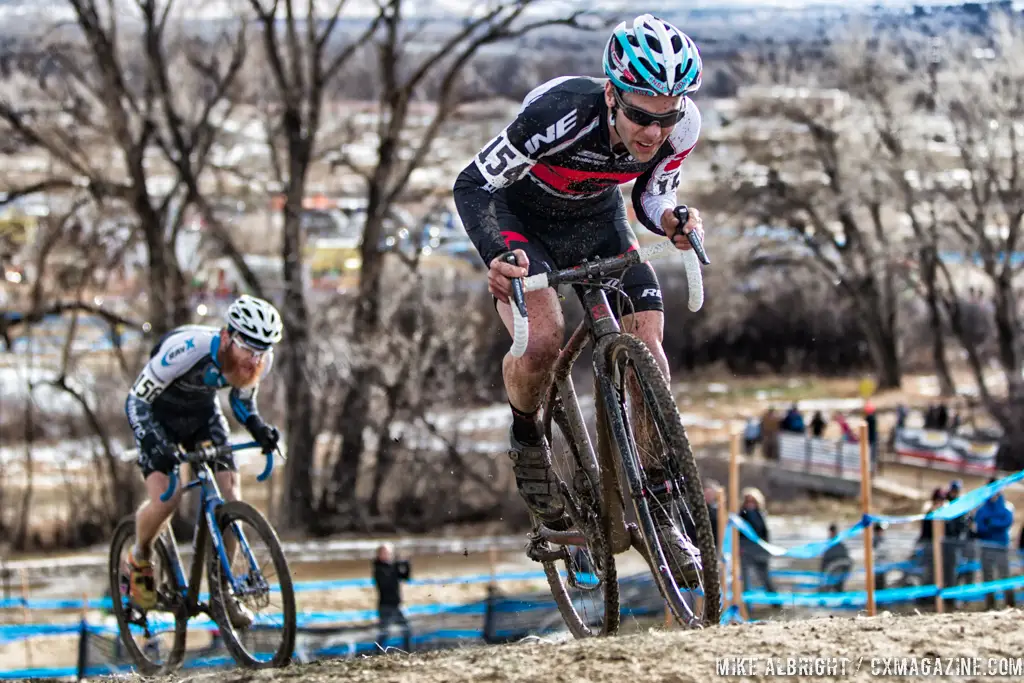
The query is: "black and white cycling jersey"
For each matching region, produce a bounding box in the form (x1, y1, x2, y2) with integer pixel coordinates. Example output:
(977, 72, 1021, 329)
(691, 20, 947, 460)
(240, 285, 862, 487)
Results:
(453, 75, 701, 267)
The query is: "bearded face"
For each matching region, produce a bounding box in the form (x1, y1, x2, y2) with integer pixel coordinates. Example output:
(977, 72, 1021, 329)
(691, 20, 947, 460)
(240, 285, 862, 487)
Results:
(219, 329, 269, 389)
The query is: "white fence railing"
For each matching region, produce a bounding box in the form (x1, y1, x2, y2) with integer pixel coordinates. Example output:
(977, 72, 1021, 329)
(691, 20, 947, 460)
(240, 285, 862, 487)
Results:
(778, 432, 862, 480)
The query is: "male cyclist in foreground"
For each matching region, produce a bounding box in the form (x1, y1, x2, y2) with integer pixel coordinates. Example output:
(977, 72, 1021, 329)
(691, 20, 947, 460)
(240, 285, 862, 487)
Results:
(124, 295, 284, 628)
(452, 14, 707, 582)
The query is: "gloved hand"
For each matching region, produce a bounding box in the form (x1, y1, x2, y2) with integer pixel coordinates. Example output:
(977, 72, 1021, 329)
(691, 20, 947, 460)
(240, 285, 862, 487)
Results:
(246, 415, 280, 453)
(141, 432, 179, 466)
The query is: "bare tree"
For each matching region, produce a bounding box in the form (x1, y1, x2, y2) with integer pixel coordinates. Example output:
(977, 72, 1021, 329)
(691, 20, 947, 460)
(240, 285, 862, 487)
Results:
(239, 0, 388, 529)
(841, 32, 958, 396)
(8, 202, 145, 548)
(325, 0, 599, 513)
(922, 16, 1024, 462)
(714, 44, 907, 389)
(0, 0, 249, 337)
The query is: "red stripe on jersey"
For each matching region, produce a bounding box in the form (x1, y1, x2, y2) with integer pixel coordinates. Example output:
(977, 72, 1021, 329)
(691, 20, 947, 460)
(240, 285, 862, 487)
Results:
(531, 164, 643, 194)
(663, 145, 695, 172)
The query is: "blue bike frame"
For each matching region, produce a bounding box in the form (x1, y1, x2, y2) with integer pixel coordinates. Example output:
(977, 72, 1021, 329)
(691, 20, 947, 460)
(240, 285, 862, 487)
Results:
(156, 442, 274, 607)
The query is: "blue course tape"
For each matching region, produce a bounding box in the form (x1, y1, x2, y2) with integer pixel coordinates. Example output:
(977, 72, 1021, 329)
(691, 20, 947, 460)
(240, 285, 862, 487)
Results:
(0, 570, 553, 612)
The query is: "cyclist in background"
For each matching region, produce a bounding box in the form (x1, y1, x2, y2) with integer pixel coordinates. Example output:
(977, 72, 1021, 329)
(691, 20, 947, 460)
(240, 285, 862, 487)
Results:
(124, 295, 283, 628)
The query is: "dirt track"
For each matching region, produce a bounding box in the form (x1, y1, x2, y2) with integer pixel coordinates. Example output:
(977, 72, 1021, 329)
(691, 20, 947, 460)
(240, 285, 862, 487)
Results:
(112, 609, 1022, 682)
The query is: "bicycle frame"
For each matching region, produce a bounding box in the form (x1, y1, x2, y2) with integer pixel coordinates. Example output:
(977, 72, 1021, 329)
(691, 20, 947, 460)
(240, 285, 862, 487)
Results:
(159, 462, 265, 615)
(511, 229, 706, 559)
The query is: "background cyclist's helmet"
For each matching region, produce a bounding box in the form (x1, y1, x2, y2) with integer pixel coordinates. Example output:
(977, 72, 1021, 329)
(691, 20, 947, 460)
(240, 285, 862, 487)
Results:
(603, 14, 702, 98)
(225, 295, 283, 350)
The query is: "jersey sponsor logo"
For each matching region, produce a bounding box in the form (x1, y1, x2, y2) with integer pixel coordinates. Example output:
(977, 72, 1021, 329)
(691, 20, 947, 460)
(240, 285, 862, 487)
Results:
(590, 302, 612, 321)
(574, 150, 609, 162)
(523, 109, 578, 155)
(160, 337, 196, 367)
(640, 288, 661, 299)
(530, 164, 642, 195)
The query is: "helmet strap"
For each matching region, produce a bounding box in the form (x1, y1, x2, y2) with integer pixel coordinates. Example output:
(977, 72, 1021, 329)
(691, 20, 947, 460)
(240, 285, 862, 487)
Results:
(608, 106, 630, 158)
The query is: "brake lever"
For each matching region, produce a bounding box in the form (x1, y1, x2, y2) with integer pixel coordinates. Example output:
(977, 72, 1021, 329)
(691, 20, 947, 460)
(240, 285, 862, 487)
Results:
(673, 205, 711, 266)
(503, 252, 527, 318)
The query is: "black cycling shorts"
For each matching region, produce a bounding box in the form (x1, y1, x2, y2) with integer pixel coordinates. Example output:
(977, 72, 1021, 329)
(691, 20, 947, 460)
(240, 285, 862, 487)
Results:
(493, 196, 663, 317)
(136, 409, 237, 478)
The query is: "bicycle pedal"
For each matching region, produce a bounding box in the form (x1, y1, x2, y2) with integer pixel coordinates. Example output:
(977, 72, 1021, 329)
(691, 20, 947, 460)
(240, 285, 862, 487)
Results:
(527, 545, 569, 563)
(525, 534, 567, 563)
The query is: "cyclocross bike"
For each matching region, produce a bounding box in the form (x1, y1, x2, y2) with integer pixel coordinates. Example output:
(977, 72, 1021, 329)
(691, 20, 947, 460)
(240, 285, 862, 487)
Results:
(508, 206, 722, 637)
(108, 441, 296, 674)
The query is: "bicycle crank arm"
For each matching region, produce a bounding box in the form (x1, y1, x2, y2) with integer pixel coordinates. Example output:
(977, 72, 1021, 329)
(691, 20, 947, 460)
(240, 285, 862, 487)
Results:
(627, 523, 647, 558)
(536, 528, 589, 547)
(526, 542, 570, 564)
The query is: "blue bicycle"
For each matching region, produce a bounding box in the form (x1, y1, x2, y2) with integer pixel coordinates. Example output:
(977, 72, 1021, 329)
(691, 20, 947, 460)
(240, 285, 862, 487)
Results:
(108, 441, 296, 674)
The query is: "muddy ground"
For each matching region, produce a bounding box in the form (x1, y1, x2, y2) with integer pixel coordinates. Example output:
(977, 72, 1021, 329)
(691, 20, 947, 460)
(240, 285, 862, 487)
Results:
(93, 609, 1022, 683)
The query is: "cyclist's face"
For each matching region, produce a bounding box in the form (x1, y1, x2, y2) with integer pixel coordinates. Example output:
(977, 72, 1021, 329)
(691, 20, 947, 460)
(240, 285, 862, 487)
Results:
(605, 83, 683, 162)
(219, 330, 268, 388)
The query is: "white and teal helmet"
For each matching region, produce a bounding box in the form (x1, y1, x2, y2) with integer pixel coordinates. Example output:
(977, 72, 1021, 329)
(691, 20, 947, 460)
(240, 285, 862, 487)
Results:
(603, 14, 702, 98)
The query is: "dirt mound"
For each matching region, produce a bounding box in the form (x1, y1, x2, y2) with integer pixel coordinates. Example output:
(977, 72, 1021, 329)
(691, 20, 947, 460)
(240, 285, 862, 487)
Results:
(117, 609, 1021, 683)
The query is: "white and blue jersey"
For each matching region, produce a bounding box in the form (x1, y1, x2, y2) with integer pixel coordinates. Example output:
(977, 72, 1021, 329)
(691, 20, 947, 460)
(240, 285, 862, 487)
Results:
(125, 325, 273, 475)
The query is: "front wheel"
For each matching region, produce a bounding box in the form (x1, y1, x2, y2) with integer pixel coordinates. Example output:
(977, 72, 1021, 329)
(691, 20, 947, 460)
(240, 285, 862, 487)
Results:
(207, 501, 296, 668)
(596, 333, 722, 628)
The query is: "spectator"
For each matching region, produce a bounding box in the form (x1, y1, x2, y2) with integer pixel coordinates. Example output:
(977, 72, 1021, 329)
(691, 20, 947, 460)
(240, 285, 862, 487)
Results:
(810, 411, 827, 438)
(865, 402, 878, 472)
(738, 487, 776, 594)
(873, 522, 889, 591)
(743, 416, 761, 457)
(373, 543, 412, 652)
(974, 479, 1016, 609)
(834, 413, 858, 443)
(820, 523, 852, 592)
(780, 403, 805, 434)
(681, 479, 722, 549)
(895, 404, 908, 430)
(761, 408, 780, 461)
(917, 487, 947, 588)
(942, 481, 972, 609)
(889, 404, 908, 452)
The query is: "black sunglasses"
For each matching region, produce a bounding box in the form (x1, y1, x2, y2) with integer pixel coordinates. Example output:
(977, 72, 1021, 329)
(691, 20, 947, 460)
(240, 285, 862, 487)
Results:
(612, 87, 686, 129)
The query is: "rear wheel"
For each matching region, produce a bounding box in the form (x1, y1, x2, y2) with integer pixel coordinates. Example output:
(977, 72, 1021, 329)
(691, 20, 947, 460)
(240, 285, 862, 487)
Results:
(207, 501, 296, 668)
(596, 333, 722, 628)
(539, 387, 619, 638)
(108, 516, 188, 675)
